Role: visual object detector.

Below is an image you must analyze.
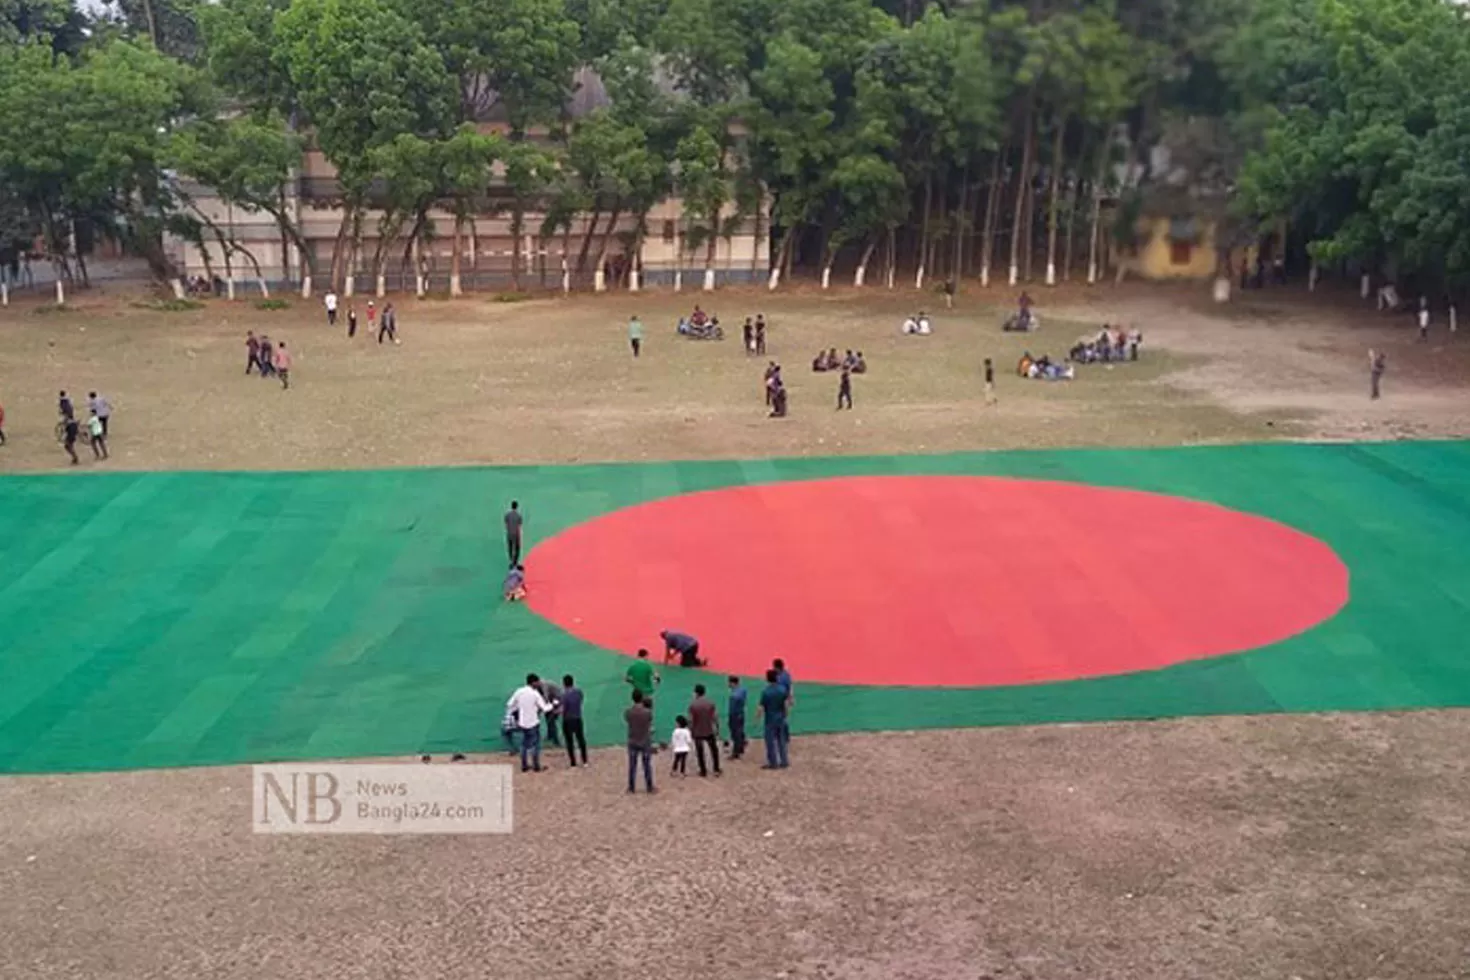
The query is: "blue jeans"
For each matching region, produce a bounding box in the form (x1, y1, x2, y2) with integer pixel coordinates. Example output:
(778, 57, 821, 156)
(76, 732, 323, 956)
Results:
(519, 725, 541, 771)
(627, 745, 654, 792)
(763, 719, 789, 768)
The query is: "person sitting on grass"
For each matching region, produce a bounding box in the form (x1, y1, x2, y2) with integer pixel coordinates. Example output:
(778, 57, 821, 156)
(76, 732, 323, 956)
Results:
(812, 351, 828, 372)
(1018, 352, 1034, 377)
(661, 629, 706, 667)
(503, 564, 527, 602)
(824, 348, 840, 370)
(852, 352, 867, 374)
(690, 305, 709, 327)
(902, 314, 919, 335)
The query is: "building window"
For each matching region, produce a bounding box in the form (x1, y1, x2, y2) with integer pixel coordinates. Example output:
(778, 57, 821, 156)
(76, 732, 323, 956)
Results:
(662, 220, 675, 243)
(1170, 240, 1193, 266)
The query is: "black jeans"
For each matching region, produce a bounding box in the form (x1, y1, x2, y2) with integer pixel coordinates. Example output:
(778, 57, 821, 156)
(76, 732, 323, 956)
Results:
(631, 338, 641, 357)
(838, 389, 851, 409)
(694, 734, 721, 776)
(545, 714, 561, 746)
(507, 535, 521, 565)
(563, 718, 588, 765)
(729, 715, 746, 757)
(327, 309, 337, 326)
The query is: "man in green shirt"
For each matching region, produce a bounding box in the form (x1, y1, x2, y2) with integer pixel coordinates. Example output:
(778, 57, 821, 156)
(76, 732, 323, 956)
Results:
(628, 316, 644, 358)
(625, 647, 660, 709)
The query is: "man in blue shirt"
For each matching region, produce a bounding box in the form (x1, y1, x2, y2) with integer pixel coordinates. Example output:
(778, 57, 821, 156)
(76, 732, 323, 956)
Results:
(773, 658, 794, 744)
(661, 629, 706, 668)
(757, 669, 789, 769)
(726, 675, 748, 759)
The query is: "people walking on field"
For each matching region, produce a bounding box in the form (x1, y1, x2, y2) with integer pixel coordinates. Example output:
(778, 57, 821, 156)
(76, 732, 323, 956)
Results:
(366, 300, 377, 334)
(58, 390, 74, 421)
(379, 303, 398, 344)
(87, 391, 111, 436)
(743, 317, 754, 354)
(755, 314, 767, 355)
(837, 366, 853, 410)
(1370, 349, 1386, 400)
(726, 675, 747, 759)
(60, 413, 79, 465)
(628, 315, 643, 358)
(324, 289, 338, 327)
(505, 500, 523, 565)
(984, 358, 997, 405)
(347, 305, 358, 338)
(689, 684, 721, 777)
(273, 341, 291, 389)
(246, 331, 261, 374)
(757, 668, 790, 769)
(561, 674, 588, 768)
(258, 336, 275, 377)
(626, 690, 656, 793)
(87, 410, 107, 460)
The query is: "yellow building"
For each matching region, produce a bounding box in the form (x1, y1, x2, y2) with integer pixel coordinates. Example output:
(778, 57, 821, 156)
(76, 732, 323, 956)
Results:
(1116, 216, 1228, 281)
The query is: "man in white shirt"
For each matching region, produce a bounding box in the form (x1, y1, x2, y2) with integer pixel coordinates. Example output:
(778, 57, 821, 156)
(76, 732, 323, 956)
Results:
(324, 290, 338, 327)
(506, 673, 553, 773)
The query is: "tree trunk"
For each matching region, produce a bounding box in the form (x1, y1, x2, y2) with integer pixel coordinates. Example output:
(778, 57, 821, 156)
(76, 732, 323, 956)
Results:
(1088, 142, 1108, 284)
(1045, 117, 1066, 286)
(592, 197, 623, 293)
(853, 236, 877, 287)
(768, 224, 797, 290)
(450, 212, 465, 296)
(1021, 169, 1036, 283)
(1062, 140, 1086, 282)
(141, 0, 159, 46)
(575, 207, 602, 275)
(327, 207, 350, 292)
(979, 149, 1004, 287)
(750, 195, 765, 279)
(951, 163, 969, 285)
(1008, 102, 1036, 286)
(915, 172, 933, 289)
(704, 205, 721, 292)
(885, 225, 897, 289)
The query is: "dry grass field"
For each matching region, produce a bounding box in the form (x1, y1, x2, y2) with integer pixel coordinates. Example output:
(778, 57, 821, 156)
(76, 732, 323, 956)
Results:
(1, 280, 1469, 980)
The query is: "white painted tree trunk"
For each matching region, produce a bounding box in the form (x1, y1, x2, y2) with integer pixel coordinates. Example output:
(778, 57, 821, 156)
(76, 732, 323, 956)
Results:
(886, 264, 895, 289)
(594, 268, 606, 292)
(344, 273, 355, 298)
(1045, 261, 1057, 286)
(55, 279, 65, 305)
(821, 265, 832, 289)
(169, 278, 184, 300)
(675, 268, 683, 291)
(257, 278, 270, 298)
(560, 258, 570, 295)
(1008, 263, 1018, 286)
(981, 265, 990, 288)
(1308, 261, 1319, 292)
(226, 277, 236, 300)
(854, 266, 866, 287)
(914, 266, 925, 291)
(702, 267, 715, 292)
(1451, 305, 1458, 333)
(450, 272, 462, 297)
(376, 274, 385, 298)
(767, 266, 781, 291)
(1, 282, 8, 306)
(629, 267, 640, 292)
(1360, 272, 1371, 299)
(1213, 277, 1231, 303)
(413, 239, 425, 298)
(300, 275, 312, 299)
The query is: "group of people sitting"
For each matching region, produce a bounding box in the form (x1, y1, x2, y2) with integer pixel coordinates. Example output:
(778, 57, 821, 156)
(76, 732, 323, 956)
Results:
(901, 311, 934, 335)
(1017, 352, 1075, 381)
(676, 305, 724, 340)
(1069, 324, 1142, 364)
(811, 348, 867, 373)
(763, 361, 788, 417)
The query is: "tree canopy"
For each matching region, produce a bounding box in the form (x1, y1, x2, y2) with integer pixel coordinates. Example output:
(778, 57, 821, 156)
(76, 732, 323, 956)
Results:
(5, 0, 1470, 294)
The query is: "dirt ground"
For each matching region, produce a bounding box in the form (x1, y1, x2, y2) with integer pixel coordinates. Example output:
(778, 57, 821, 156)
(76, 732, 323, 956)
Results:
(1, 280, 1469, 979)
(1, 280, 1466, 474)
(2, 714, 1468, 980)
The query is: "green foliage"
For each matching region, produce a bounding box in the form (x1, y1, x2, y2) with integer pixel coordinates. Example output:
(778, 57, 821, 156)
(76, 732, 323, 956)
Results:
(492, 290, 534, 303)
(255, 297, 291, 310)
(133, 296, 205, 311)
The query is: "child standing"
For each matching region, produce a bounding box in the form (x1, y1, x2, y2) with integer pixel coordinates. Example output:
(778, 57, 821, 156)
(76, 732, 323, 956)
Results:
(366, 301, 377, 335)
(670, 716, 693, 776)
(984, 358, 996, 405)
(87, 410, 108, 460)
(246, 331, 261, 374)
(347, 306, 358, 338)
